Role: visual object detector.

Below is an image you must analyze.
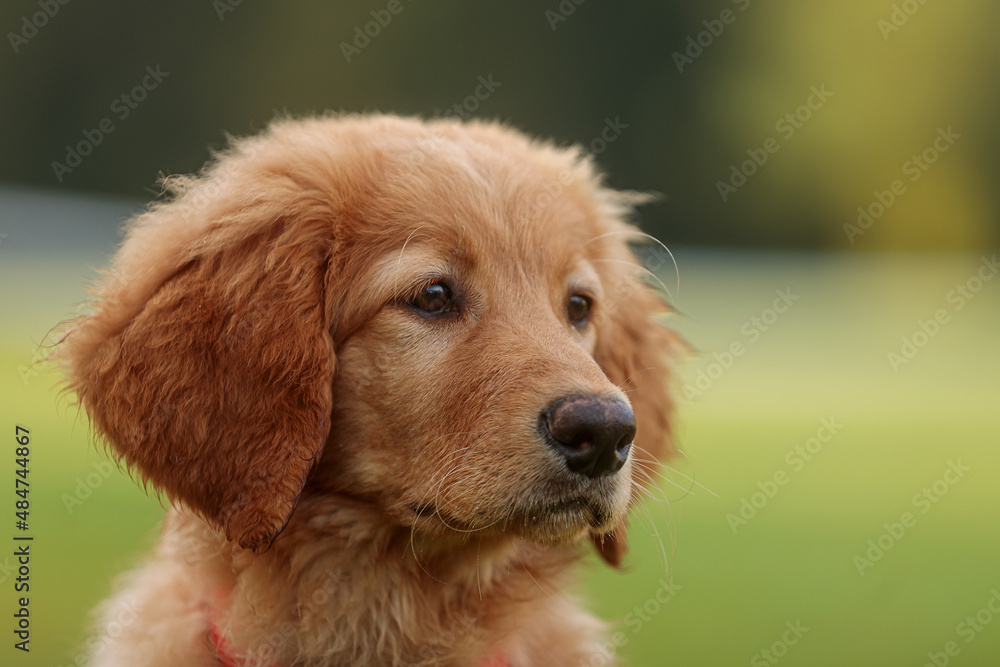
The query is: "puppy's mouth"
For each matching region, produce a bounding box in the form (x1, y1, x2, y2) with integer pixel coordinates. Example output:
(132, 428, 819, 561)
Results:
(540, 496, 612, 527)
(406, 494, 617, 539)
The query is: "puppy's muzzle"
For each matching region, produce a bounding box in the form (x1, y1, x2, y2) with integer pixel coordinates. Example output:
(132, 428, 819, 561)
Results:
(541, 395, 636, 478)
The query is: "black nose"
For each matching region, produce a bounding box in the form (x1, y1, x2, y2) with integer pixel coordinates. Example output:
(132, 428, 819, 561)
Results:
(541, 395, 636, 478)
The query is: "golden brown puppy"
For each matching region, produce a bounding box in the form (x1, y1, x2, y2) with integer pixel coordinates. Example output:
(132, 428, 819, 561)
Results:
(58, 114, 678, 666)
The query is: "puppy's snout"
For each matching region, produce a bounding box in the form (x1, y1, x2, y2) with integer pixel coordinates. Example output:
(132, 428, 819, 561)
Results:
(541, 395, 636, 478)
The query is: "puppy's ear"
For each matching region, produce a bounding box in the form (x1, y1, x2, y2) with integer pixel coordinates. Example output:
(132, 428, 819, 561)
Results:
(591, 237, 681, 567)
(60, 216, 336, 553)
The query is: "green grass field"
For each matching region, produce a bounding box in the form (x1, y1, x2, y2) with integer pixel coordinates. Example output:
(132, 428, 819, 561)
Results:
(2, 250, 998, 666)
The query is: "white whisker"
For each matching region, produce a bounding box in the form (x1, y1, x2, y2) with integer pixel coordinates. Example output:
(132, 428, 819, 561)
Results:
(585, 229, 680, 303)
(591, 257, 677, 305)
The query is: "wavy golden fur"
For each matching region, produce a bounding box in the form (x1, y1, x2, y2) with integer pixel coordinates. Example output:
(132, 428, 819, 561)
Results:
(57, 114, 679, 666)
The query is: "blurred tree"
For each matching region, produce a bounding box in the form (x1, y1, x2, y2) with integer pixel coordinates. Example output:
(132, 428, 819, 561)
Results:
(0, 0, 996, 250)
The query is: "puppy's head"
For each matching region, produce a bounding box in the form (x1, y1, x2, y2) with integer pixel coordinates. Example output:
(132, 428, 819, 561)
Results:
(59, 115, 677, 565)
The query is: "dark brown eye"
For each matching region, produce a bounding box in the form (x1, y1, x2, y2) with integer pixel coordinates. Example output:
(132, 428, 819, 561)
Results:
(567, 294, 592, 326)
(409, 282, 455, 314)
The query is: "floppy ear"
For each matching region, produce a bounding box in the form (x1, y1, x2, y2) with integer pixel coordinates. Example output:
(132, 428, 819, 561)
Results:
(60, 216, 336, 553)
(591, 241, 680, 568)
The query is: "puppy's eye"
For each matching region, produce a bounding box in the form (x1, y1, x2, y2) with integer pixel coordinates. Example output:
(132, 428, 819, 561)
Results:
(567, 294, 592, 327)
(409, 282, 455, 314)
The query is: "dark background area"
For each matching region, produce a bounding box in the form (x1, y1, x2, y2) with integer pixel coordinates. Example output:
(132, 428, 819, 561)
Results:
(3, 0, 997, 251)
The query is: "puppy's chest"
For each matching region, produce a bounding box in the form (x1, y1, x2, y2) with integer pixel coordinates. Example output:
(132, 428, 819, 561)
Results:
(233, 563, 542, 666)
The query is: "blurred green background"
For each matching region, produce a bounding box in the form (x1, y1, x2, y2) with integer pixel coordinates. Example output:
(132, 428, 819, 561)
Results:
(1, 1, 998, 666)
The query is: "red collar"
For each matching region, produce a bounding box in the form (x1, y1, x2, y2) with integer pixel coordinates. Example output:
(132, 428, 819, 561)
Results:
(208, 586, 508, 667)
(208, 617, 249, 667)
(480, 653, 511, 667)
(208, 586, 269, 667)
